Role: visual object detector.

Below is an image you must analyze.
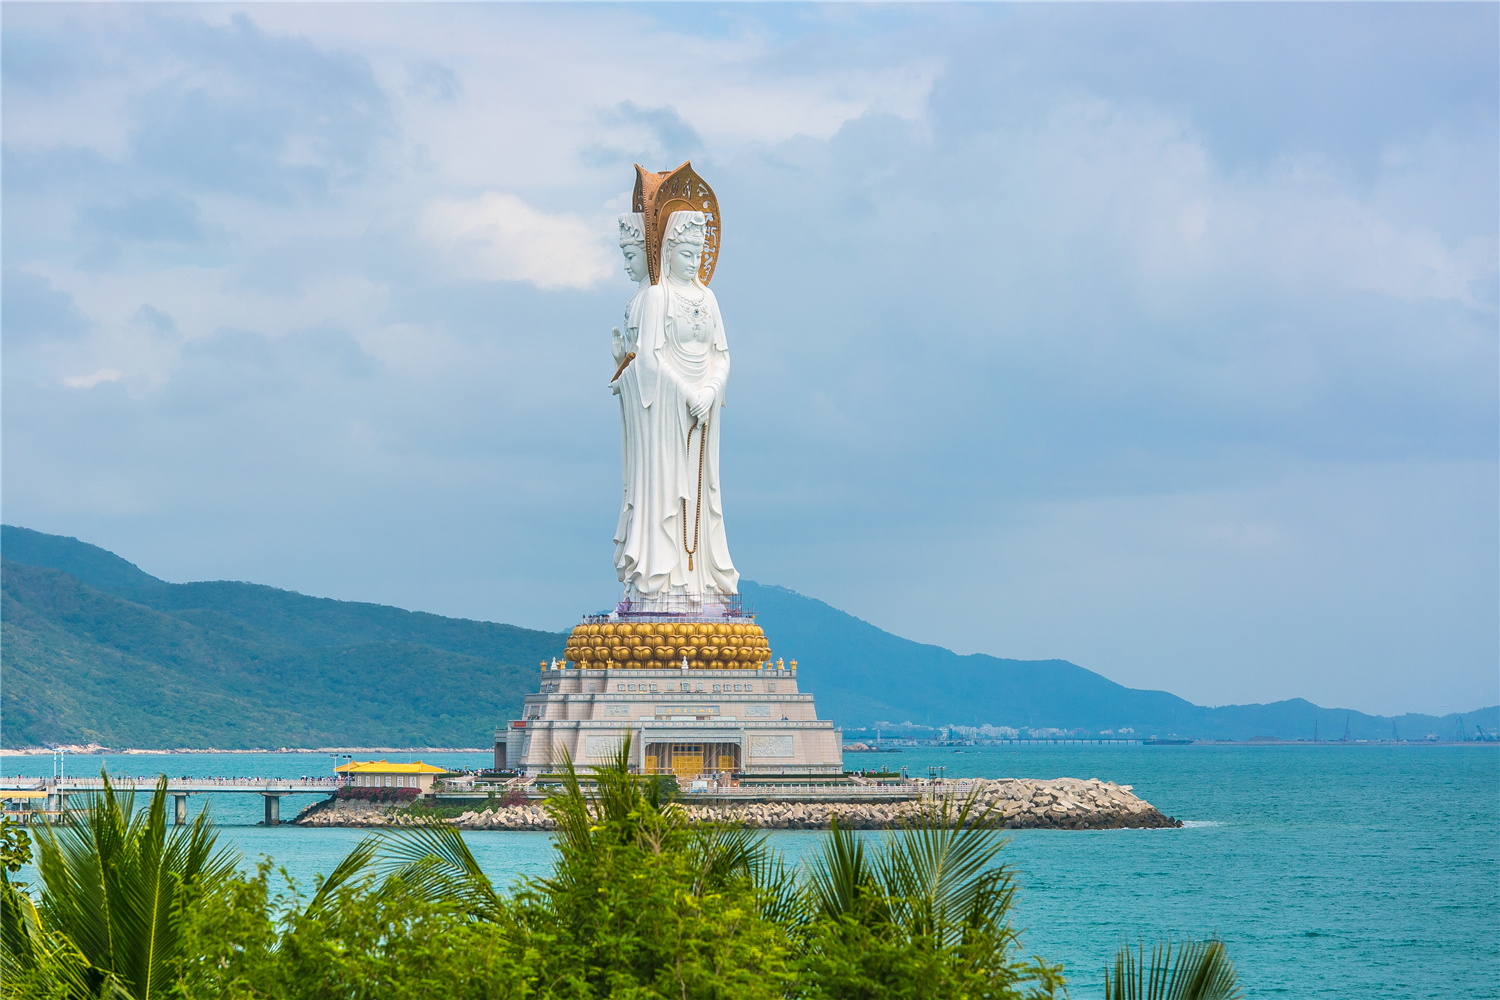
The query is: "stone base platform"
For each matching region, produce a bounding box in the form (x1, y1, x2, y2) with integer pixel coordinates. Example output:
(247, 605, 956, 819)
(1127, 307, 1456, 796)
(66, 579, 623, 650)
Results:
(498, 608, 844, 778)
(499, 663, 844, 778)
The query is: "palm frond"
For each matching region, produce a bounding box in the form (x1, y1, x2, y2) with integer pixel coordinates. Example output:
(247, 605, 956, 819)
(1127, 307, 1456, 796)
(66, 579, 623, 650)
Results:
(541, 733, 695, 865)
(34, 778, 123, 967)
(1105, 941, 1242, 1000)
(1, 869, 48, 967)
(109, 776, 175, 1000)
(0, 890, 97, 1000)
(304, 836, 379, 914)
(805, 817, 871, 922)
(688, 822, 765, 891)
(373, 821, 504, 920)
(542, 745, 598, 862)
(748, 848, 801, 927)
(30, 771, 238, 1000)
(874, 789, 1012, 946)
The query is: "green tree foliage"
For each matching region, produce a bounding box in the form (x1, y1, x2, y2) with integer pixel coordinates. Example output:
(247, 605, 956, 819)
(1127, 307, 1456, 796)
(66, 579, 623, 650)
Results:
(0, 816, 31, 874)
(3, 752, 1242, 1000)
(518, 740, 794, 999)
(176, 864, 527, 1000)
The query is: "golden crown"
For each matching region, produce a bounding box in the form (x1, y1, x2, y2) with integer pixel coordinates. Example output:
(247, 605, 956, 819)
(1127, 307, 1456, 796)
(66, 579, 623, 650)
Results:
(632, 161, 721, 286)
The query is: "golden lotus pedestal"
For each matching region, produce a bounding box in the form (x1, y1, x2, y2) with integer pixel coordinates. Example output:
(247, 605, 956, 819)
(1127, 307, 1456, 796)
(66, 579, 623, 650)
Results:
(562, 618, 774, 671)
(498, 615, 844, 781)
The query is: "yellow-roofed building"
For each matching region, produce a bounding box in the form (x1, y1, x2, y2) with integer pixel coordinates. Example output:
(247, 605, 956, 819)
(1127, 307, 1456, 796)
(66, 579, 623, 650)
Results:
(336, 760, 448, 796)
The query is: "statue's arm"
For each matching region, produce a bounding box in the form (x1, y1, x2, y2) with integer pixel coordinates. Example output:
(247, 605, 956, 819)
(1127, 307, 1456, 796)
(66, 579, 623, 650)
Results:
(699, 296, 730, 409)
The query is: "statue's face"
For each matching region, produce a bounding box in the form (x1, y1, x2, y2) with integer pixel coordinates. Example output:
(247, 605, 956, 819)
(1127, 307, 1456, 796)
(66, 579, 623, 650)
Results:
(621, 243, 648, 283)
(667, 241, 703, 283)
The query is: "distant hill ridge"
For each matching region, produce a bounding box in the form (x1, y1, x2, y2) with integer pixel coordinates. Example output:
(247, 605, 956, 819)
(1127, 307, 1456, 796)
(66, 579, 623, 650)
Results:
(737, 582, 1497, 742)
(1, 527, 558, 749)
(2, 526, 1494, 748)
(3, 525, 167, 591)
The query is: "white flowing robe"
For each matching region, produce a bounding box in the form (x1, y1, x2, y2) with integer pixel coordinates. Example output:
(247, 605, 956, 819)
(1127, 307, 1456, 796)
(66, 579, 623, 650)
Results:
(613, 277, 738, 602)
(612, 279, 649, 578)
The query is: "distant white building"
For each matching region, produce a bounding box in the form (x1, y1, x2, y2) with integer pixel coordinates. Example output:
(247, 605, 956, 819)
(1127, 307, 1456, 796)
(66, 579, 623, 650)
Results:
(979, 724, 1020, 739)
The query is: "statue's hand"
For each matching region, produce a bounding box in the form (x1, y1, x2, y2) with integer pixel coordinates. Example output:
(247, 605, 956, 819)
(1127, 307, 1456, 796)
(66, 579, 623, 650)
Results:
(610, 326, 626, 364)
(689, 387, 714, 421)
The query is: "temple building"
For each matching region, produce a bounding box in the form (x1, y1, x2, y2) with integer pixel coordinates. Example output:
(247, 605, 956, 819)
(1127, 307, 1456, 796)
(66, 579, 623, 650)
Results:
(337, 759, 447, 794)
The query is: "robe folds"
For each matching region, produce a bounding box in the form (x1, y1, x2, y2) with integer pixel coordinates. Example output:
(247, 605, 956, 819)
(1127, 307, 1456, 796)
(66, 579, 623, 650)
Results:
(612, 278, 738, 604)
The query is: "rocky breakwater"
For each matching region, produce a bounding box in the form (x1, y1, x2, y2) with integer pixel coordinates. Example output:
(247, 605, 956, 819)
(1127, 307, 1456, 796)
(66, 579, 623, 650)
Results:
(682, 778, 1178, 831)
(968, 777, 1180, 830)
(446, 805, 557, 831)
(294, 797, 558, 830)
(296, 777, 1178, 831)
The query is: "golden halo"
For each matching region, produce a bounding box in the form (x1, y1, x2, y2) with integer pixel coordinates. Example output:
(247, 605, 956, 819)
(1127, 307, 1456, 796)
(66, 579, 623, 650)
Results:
(633, 161, 721, 286)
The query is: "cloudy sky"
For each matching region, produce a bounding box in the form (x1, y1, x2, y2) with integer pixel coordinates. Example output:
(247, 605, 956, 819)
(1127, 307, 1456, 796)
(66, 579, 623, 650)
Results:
(4, 3, 1495, 717)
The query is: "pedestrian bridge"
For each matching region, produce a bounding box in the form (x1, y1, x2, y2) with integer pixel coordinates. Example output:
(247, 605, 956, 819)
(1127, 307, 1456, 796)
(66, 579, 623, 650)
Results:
(0, 776, 341, 826)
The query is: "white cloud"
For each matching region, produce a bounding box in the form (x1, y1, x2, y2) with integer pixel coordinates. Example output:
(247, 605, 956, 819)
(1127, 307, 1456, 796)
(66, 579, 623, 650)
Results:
(421, 193, 614, 290)
(63, 369, 122, 389)
(999, 96, 1493, 312)
(229, 5, 941, 191)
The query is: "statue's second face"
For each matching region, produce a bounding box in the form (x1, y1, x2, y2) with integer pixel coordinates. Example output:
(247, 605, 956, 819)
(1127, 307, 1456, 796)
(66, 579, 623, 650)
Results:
(667, 241, 703, 283)
(621, 243, 648, 283)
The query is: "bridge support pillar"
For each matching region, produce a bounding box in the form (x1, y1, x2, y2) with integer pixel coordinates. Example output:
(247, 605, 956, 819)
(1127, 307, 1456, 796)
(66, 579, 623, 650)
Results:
(173, 794, 188, 826)
(263, 794, 282, 827)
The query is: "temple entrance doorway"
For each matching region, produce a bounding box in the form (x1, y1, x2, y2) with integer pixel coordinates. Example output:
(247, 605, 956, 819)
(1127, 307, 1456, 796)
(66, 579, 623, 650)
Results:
(643, 742, 740, 778)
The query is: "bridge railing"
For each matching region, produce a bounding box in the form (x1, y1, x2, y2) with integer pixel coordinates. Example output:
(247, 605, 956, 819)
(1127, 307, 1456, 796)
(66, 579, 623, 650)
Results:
(0, 776, 347, 792)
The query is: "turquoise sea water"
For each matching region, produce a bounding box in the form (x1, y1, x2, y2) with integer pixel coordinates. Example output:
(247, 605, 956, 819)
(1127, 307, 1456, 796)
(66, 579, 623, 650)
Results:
(6, 745, 1496, 998)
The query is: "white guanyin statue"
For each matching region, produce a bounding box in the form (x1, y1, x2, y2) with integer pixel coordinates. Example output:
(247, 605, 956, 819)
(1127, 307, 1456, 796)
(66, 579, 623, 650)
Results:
(610, 164, 738, 611)
(610, 212, 651, 588)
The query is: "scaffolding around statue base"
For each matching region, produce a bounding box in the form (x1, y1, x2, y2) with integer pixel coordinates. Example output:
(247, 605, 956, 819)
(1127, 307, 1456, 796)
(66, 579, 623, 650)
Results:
(607, 591, 747, 622)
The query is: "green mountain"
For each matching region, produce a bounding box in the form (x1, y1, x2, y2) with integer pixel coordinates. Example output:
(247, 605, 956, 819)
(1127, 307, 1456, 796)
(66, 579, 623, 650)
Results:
(2, 526, 1494, 747)
(2, 528, 563, 748)
(3, 525, 167, 591)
